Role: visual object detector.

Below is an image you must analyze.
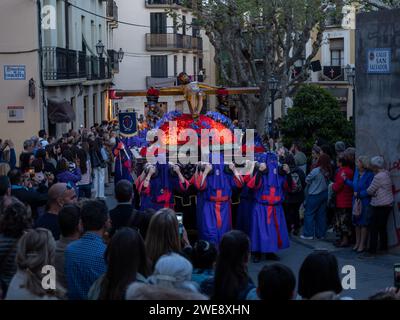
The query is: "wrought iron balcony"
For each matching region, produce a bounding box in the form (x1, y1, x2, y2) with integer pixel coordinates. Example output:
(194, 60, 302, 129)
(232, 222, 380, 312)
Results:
(43, 47, 112, 81)
(108, 49, 120, 73)
(145, 0, 183, 8)
(146, 33, 203, 52)
(42, 47, 80, 80)
(320, 66, 345, 81)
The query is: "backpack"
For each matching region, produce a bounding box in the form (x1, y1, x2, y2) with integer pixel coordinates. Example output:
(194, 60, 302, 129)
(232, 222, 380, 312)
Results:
(289, 171, 303, 194)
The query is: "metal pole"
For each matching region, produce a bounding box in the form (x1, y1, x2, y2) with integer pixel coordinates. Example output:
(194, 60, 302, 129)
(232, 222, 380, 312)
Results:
(271, 92, 275, 138)
(352, 86, 356, 127)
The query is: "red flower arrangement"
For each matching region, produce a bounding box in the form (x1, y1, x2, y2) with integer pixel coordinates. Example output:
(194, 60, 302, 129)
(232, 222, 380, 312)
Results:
(147, 87, 160, 97)
(217, 88, 229, 96)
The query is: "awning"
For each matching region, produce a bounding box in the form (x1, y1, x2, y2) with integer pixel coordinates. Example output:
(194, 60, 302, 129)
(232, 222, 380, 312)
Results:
(47, 97, 76, 124)
(325, 88, 349, 102)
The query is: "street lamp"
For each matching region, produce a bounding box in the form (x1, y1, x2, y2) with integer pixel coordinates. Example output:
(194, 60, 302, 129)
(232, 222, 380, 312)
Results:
(118, 48, 125, 63)
(268, 76, 279, 138)
(345, 64, 356, 125)
(96, 40, 105, 57)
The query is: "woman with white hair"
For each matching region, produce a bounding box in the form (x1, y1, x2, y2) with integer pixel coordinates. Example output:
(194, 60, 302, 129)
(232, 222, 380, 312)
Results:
(363, 156, 394, 257)
(147, 253, 199, 293)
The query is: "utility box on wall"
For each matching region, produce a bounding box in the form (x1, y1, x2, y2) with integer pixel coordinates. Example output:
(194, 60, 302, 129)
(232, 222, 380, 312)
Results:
(356, 9, 400, 246)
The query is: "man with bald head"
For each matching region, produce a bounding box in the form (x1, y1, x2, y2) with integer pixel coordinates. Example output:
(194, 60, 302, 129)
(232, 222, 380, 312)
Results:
(35, 183, 78, 240)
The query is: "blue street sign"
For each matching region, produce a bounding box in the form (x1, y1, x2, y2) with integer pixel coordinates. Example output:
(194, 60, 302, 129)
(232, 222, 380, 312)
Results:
(4, 65, 26, 80)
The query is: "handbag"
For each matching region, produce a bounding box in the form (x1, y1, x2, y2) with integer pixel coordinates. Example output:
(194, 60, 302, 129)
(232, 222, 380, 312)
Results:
(352, 198, 362, 217)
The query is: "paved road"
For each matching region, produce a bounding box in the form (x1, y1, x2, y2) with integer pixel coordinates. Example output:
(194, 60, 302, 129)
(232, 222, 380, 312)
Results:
(103, 184, 400, 300)
(247, 235, 400, 300)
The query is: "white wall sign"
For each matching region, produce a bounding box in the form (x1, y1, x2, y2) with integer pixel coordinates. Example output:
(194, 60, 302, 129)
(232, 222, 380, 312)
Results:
(4, 65, 26, 80)
(7, 106, 24, 123)
(367, 48, 391, 74)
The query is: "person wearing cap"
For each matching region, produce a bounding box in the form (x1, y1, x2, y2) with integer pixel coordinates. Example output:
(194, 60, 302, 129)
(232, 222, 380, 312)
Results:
(362, 156, 394, 257)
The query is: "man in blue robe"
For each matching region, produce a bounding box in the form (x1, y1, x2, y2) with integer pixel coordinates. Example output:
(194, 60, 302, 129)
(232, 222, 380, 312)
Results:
(247, 152, 291, 262)
(193, 160, 244, 245)
(138, 163, 189, 211)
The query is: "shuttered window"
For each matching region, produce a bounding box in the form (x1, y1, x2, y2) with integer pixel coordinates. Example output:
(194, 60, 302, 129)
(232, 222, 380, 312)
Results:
(151, 55, 168, 77)
(150, 13, 167, 34)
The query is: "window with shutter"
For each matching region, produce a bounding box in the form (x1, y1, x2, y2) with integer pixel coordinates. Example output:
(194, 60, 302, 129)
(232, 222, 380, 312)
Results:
(150, 13, 167, 34)
(151, 55, 168, 77)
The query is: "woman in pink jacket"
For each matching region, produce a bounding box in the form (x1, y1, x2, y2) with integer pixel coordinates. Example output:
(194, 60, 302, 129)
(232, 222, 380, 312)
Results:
(364, 156, 394, 257)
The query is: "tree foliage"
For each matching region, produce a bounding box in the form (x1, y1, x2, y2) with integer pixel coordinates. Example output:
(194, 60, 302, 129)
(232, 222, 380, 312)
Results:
(279, 84, 354, 152)
(186, 0, 345, 134)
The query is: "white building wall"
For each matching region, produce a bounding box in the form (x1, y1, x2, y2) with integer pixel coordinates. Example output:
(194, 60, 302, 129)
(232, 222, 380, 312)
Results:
(0, 0, 42, 155)
(114, 0, 216, 117)
(41, 0, 114, 136)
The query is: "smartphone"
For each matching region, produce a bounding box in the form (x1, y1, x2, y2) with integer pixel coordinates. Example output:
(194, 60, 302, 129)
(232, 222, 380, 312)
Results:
(28, 168, 35, 177)
(394, 263, 400, 289)
(176, 213, 183, 237)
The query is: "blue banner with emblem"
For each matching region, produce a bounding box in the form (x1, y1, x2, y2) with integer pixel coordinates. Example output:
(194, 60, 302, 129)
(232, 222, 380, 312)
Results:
(118, 112, 137, 137)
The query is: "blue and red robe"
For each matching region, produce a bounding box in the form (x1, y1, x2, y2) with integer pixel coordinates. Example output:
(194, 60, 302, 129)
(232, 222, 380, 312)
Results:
(113, 139, 133, 186)
(193, 164, 244, 245)
(137, 164, 190, 211)
(247, 154, 290, 253)
(236, 175, 254, 237)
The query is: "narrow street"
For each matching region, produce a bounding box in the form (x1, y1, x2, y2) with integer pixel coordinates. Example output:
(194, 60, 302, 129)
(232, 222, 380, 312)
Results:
(104, 182, 399, 300)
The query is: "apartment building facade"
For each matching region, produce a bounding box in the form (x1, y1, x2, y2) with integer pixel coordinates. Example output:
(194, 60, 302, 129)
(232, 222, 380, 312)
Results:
(306, 5, 356, 118)
(42, 0, 119, 134)
(0, 0, 119, 154)
(113, 0, 216, 117)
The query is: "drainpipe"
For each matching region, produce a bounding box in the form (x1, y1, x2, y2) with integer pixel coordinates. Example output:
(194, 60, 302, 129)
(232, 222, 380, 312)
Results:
(37, 0, 47, 131)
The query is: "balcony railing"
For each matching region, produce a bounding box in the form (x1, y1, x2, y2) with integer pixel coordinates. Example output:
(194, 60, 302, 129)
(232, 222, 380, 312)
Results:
(43, 47, 112, 81)
(320, 66, 345, 81)
(146, 33, 203, 52)
(42, 47, 79, 80)
(145, 0, 183, 7)
(108, 49, 120, 73)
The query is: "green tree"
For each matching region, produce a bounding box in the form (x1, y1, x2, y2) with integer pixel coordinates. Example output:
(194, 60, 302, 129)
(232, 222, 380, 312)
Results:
(182, 0, 345, 134)
(280, 84, 354, 152)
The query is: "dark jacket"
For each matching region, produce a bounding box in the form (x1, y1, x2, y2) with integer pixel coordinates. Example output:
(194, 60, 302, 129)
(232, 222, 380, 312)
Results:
(90, 150, 105, 169)
(0, 234, 18, 294)
(11, 185, 48, 212)
(200, 276, 255, 300)
(35, 212, 61, 241)
(109, 204, 135, 236)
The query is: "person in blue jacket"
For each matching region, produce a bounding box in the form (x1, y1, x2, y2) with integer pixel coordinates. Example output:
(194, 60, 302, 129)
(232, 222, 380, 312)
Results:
(344, 156, 374, 253)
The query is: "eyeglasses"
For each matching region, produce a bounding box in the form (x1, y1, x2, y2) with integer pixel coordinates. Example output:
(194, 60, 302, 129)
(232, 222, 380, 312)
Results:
(58, 182, 74, 199)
